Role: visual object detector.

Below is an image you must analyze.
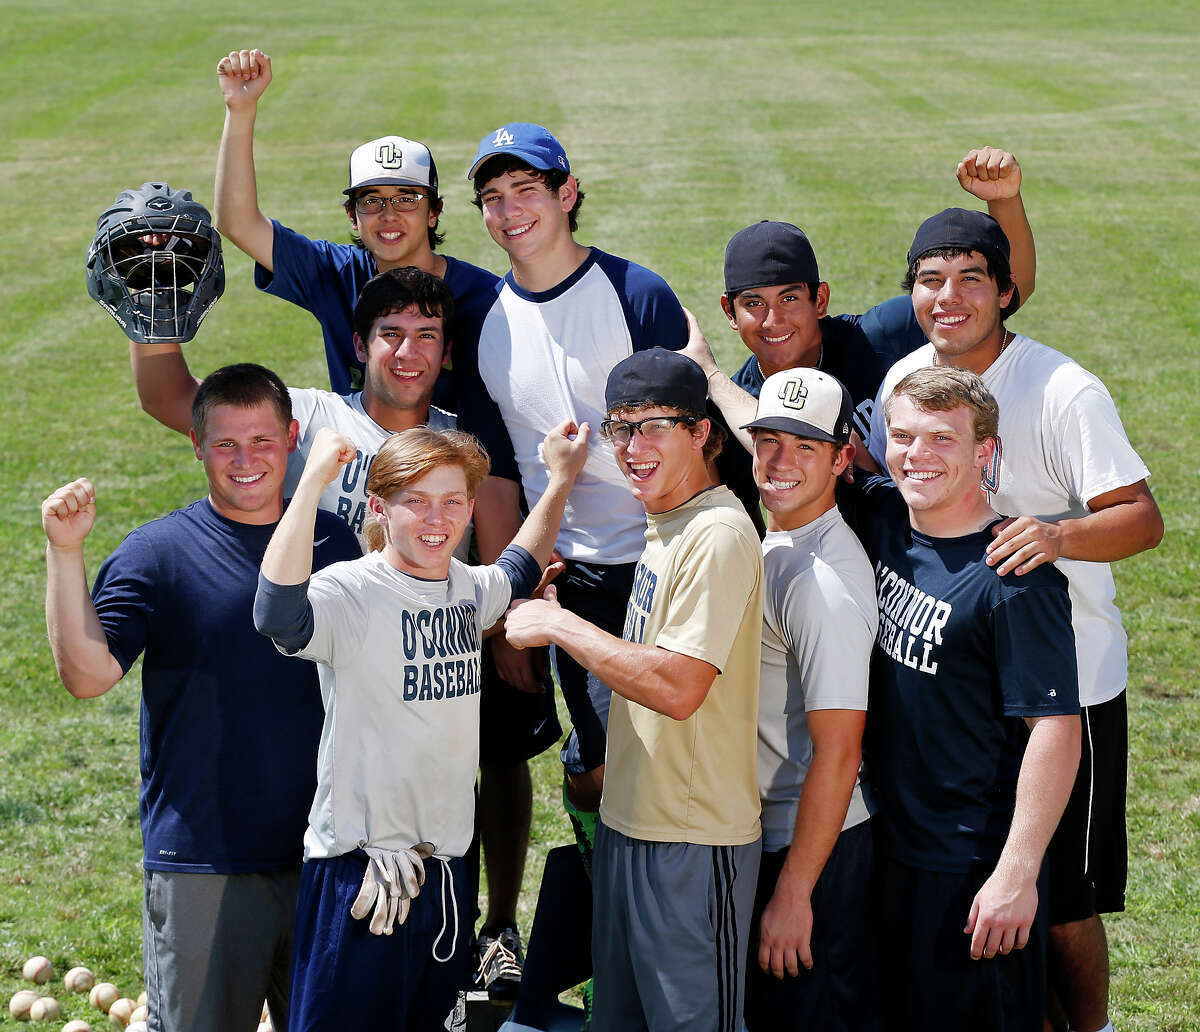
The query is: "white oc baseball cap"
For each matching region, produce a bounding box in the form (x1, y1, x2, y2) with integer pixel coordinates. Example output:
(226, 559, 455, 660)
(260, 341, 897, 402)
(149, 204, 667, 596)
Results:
(742, 368, 854, 445)
(344, 136, 439, 196)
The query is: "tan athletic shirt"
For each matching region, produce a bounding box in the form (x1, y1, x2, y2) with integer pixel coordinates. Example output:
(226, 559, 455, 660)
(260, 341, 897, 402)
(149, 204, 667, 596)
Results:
(600, 486, 764, 846)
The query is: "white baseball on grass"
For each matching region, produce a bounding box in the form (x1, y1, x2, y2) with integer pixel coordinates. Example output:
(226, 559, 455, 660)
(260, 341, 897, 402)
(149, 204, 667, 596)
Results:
(129, 1005, 146, 1023)
(30, 997, 62, 1021)
(135, 992, 147, 1008)
(64, 967, 96, 993)
(126, 1023, 147, 1032)
(10, 989, 40, 1020)
(63, 1021, 94, 1032)
(107, 997, 134, 1026)
(23, 957, 53, 984)
(89, 984, 119, 1013)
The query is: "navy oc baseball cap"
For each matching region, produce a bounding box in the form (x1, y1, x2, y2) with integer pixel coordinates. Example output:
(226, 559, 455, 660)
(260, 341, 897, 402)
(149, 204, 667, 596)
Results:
(742, 368, 853, 445)
(724, 221, 820, 294)
(468, 123, 570, 180)
(907, 208, 1010, 269)
(605, 349, 708, 414)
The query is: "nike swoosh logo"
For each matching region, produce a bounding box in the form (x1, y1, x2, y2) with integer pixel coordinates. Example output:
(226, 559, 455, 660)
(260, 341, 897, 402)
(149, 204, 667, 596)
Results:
(313, 537, 330, 547)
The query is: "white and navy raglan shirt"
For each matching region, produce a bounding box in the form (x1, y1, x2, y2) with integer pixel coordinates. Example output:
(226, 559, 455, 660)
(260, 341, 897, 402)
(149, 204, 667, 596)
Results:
(454, 248, 687, 565)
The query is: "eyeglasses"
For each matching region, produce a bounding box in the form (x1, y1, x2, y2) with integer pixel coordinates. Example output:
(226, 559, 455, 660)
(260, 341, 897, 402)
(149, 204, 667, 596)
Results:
(599, 415, 697, 446)
(354, 192, 426, 214)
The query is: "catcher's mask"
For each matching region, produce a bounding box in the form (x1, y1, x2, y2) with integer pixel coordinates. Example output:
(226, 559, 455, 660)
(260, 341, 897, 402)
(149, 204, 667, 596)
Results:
(86, 182, 224, 343)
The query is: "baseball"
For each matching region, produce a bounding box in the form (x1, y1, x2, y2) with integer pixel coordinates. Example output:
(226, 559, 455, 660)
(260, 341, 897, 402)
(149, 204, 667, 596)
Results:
(129, 1005, 146, 1023)
(126, 1024, 147, 1032)
(135, 992, 147, 1008)
(64, 967, 96, 993)
(63, 1022, 94, 1032)
(22, 957, 53, 984)
(30, 997, 62, 1021)
(10, 990, 39, 1020)
(107, 997, 134, 1026)
(89, 984, 119, 1013)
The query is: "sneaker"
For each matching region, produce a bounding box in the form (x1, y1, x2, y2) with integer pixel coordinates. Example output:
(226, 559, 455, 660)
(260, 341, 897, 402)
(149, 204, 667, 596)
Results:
(474, 926, 524, 999)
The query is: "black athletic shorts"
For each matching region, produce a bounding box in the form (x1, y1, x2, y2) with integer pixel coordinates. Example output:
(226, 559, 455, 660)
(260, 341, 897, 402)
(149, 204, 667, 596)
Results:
(1046, 691, 1128, 924)
(478, 639, 562, 766)
(552, 559, 637, 776)
(745, 820, 880, 1032)
(880, 857, 1048, 1032)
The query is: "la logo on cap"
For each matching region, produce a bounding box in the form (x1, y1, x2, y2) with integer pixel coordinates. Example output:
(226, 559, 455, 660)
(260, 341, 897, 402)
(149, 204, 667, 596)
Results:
(375, 142, 404, 170)
(778, 377, 809, 411)
(493, 127, 515, 146)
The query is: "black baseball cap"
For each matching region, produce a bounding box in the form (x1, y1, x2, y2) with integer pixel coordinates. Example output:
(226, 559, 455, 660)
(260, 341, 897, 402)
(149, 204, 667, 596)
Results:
(907, 208, 1010, 269)
(605, 348, 707, 413)
(724, 221, 820, 294)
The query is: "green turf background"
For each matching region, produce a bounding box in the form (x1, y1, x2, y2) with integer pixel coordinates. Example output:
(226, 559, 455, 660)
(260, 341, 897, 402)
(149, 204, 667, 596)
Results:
(2, 1, 1197, 1027)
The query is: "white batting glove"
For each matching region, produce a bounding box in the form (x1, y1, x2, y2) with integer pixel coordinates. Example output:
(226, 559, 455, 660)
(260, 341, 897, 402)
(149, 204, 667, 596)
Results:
(350, 842, 436, 935)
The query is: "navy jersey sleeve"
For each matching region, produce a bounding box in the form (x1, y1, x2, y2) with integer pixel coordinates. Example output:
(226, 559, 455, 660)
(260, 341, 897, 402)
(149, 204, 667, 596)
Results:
(848, 295, 925, 371)
(494, 544, 542, 601)
(254, 221, 372, 394)
(593, 252, 687, 353)
(91, 527, 159, 675)
(993, 576, 1080, 717)
(730, 356, 764, 396)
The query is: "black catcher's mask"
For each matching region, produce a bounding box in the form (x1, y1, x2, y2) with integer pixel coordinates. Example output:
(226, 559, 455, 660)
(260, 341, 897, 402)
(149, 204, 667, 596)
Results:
(86, 182, 224, 343)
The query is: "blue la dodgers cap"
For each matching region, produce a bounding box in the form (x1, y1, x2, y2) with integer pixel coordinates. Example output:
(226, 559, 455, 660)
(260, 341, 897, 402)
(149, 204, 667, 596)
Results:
(468, 123, 571, 180)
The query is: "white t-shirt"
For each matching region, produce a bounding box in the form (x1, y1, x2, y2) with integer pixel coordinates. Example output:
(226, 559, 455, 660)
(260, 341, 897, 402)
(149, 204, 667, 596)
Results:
(759, 507, 878, 853)
(867, 334, 1151, 706)
(474, 250, 685, 564)
(285, 388, 456, 553)
(293, 551, 513, 860)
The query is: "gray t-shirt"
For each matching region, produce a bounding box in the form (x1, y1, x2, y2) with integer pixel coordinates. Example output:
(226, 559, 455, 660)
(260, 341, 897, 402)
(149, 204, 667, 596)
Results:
(758, 506, 878, 853)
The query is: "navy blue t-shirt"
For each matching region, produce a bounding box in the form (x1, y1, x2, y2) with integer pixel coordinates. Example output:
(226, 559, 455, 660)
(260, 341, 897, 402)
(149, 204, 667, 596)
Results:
(716, 295, 924, 535)
(255, 222, 502, 400)
(850, 476, 1079, 873)
(91, 498, 360, 874)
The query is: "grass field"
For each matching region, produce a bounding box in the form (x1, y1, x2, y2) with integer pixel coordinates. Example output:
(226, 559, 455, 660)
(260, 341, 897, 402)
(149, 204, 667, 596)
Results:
(2, 1, 1198, 1028)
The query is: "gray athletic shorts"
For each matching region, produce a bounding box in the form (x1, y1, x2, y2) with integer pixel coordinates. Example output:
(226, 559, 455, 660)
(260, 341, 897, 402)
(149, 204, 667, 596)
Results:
(142, 868, 299, 1032)
(591, 821, 761, 1032)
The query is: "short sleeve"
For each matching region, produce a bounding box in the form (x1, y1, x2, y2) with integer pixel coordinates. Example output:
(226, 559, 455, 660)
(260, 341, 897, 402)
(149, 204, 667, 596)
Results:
(1050, 382, 1150, 505)
(854, 295, 925, 369)
(594, 253, 687, 354)
(295, 568, 370, 668)
(993, 582, 1079, 717)
(652, 519, 761, 671)
(91, 528, 157, 674)
(471, 561, 518, 629)
(778, 565, 875, 712)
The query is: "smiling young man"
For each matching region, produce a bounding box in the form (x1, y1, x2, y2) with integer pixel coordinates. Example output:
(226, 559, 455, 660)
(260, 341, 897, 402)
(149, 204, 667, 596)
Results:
(214, 47, 500, 396)
(253, 419, 588, 1030)
(866, 210, 1164, 1032)
(505, 348, 764, 1032)
(738, 369, 880, 1032)
(853, 366, 1081, 1032)
(41, 365, 360, 1032)
(458, 124, 689, 937)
